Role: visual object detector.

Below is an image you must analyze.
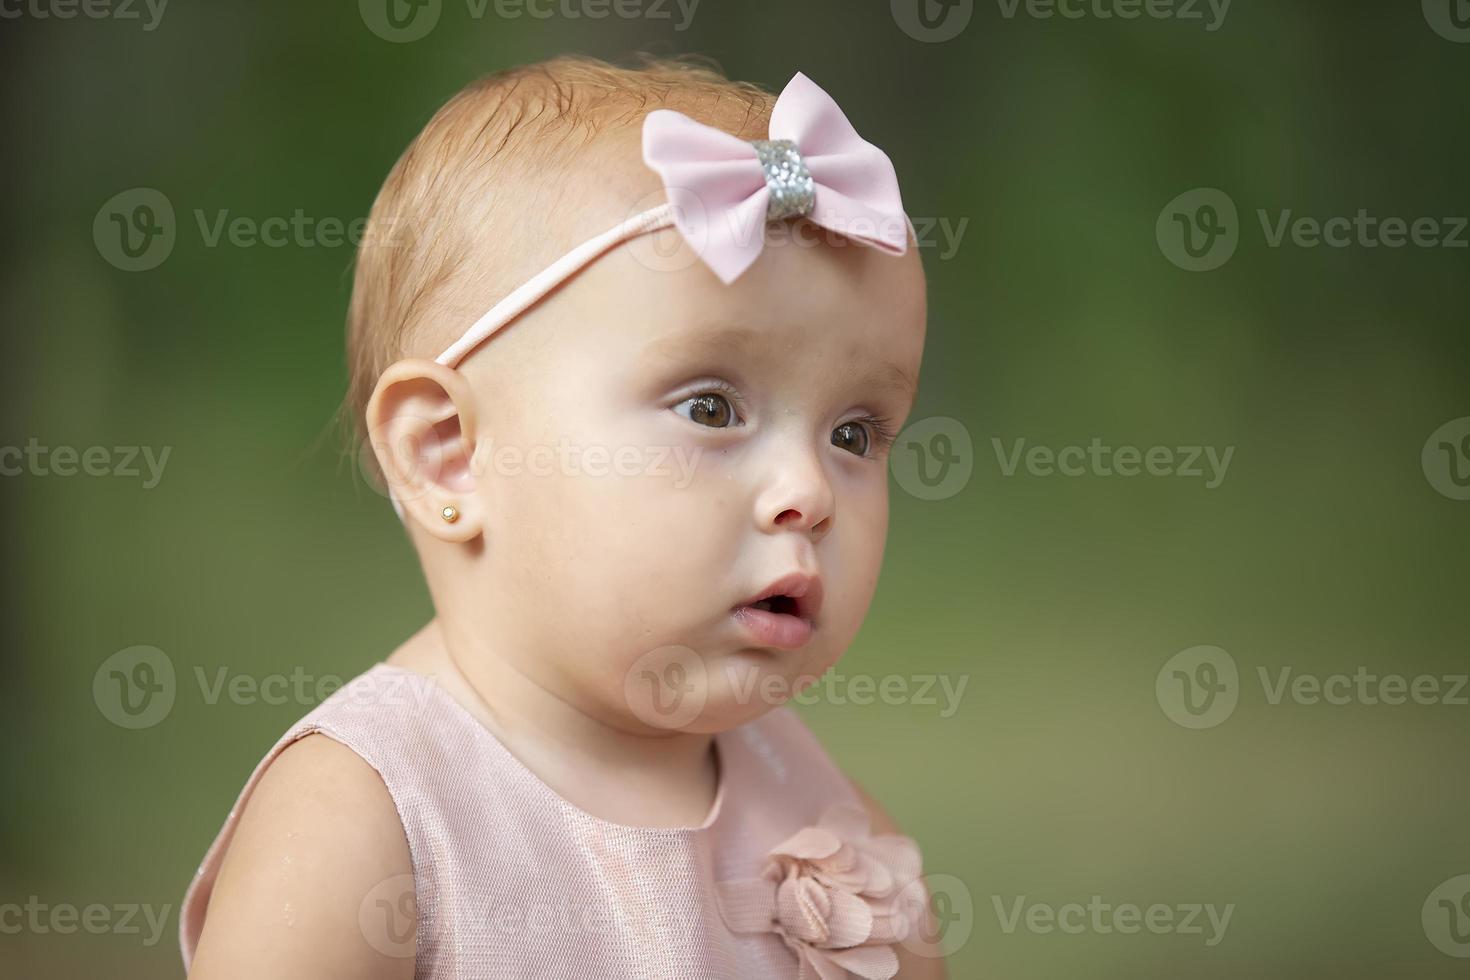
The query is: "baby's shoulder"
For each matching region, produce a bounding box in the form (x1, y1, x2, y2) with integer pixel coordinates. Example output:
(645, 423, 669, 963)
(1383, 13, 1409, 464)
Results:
(186, 733, 414, 979)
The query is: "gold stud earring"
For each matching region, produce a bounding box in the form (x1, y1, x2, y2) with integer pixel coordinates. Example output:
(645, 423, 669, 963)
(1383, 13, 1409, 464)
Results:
(441, 505, 459, 523)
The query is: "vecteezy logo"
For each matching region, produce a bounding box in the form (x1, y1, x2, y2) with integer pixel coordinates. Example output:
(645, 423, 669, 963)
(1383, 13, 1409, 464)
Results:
(359, 0, 441, 42)
(889, 416, 974, 501)
(359, 873, 418, 958)
(891, 0, 974, 42)
(1156, 645, 1238, 729)
(93, 645, 176, 729)
(1423, 874, 1470, 957)
(1156, 188, 1239, 272)
(897, 873, 974, 958)
(93, 188, 176, 272)
(621, 185, 706, 276)
(624, 645, 707, 729)
(1422, 417, 1470, 501)
(1423, 0, 1470, 42)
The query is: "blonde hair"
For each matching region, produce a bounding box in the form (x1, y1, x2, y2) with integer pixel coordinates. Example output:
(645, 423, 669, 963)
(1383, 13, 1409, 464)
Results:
(341, 53, 778, 463)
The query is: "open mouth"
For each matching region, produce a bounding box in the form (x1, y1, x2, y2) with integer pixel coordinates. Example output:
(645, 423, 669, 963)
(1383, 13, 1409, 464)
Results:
(731, 602, 813, 650)
(749, 594, 800, 616)
(731, 574, 822, 651)
(734, 571, 822, 621)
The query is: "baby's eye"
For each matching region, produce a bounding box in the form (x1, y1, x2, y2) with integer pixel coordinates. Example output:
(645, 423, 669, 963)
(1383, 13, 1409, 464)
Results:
(832, 421, 871, 457)
(833, 415, 898, 459)
(673, 392, 740, 429)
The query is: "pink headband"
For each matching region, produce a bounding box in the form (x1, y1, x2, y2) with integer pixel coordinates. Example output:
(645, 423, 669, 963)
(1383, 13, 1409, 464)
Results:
(384, 72, 910, 520)
(432, 71, 912, 369)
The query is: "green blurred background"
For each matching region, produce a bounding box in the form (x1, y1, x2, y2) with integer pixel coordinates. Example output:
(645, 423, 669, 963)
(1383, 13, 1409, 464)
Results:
(3, 0, 1468, 977)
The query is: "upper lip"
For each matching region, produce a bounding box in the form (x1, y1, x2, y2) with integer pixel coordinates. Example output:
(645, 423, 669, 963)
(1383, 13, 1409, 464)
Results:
(733, 571, 825, 623)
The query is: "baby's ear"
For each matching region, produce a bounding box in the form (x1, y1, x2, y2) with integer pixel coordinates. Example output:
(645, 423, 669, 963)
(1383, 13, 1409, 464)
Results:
(365, 358, 482, 542)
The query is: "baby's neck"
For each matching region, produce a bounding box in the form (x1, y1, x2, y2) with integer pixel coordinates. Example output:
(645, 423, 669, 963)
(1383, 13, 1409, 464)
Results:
(387, 619, 720, 828)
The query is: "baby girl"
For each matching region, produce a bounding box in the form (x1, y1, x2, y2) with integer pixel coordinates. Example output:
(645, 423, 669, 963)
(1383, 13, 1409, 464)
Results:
(179, 54, 942, 979)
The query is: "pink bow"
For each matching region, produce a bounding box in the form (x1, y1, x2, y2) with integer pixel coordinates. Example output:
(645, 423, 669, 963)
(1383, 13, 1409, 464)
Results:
(641, 72, 911, 285)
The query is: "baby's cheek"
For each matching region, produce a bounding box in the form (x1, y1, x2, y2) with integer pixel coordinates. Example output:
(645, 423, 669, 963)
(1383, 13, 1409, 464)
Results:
(548, 475, 699, 614)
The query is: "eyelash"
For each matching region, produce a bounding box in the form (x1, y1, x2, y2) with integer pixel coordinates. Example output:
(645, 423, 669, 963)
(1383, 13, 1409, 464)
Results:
(672, 381, 899, 459)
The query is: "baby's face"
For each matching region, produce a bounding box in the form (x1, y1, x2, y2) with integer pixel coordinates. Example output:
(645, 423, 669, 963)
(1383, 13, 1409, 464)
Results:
(459, 222, 926, 734)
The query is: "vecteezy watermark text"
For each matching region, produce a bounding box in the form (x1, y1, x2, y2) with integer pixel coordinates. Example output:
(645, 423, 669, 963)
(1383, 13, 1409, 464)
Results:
(362, 434, 705, 502)
(0, 0, 167, 30)
(0, 897, 171, 947)
(724, 663, 970, 718)
(1157, 645, 1469, 729)
(619, 198, 972, 275)
(994, 0, 1230, 30)
(993, 895, 1234, 946)
(622, 647, 970, 730)
(1257, 666, 1468, 707)
(93, 187, 433, 272)
(0, 439, 170, 488)
(890, 0, 1229, 42)
(467, 438, 702, 486)
(359, 0, 700, 43)
(887, 420, 1235, 500)
(93, 646, 439, 729)
(992, 437, 1234, 489)
(1158, 187, 1468, 272)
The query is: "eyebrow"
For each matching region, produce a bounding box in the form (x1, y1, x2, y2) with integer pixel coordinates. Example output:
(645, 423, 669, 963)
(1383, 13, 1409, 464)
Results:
(641, 324, 764, 365)
(641, 324, 919, 403)
(860, 359, 920, 405)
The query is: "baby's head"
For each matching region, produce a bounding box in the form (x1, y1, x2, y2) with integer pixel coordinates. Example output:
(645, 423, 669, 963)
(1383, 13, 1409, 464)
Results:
(348, 55, 926, 735)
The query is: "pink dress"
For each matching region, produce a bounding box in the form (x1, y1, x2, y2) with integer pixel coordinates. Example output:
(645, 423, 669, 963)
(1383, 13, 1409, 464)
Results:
(179, 663, 927, 979)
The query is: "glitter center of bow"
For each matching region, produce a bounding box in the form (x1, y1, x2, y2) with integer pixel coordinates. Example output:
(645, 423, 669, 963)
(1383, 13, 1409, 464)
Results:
(752, 139, 816, 222)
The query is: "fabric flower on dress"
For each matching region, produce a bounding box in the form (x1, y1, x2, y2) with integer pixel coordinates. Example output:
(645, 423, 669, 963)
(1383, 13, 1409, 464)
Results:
(715, 801, 926, 980)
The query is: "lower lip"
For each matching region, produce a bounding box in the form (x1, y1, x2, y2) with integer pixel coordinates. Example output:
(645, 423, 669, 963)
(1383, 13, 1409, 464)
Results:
(731, 605, 814, 650)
